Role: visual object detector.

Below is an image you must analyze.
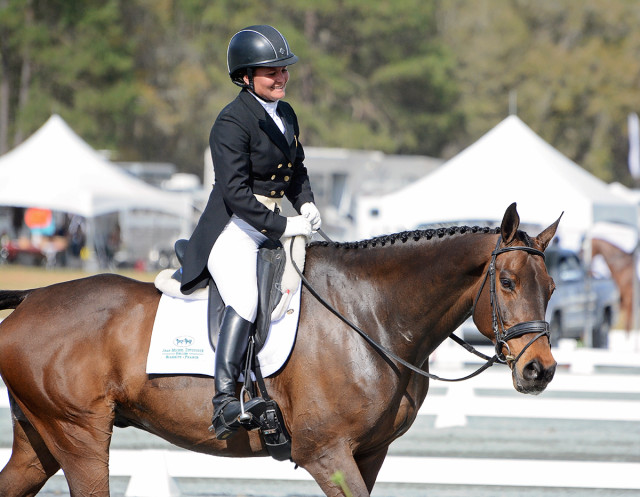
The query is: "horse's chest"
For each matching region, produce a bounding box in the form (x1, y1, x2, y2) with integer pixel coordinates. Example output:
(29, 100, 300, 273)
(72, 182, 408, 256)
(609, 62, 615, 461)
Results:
(362, 394, 421, 447)
(387, 379, 429, 437)
(391, 398, 419, 436)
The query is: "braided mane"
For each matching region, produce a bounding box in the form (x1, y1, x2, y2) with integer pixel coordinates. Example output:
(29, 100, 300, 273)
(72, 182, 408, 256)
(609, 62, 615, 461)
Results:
(310, 226, 502, 249)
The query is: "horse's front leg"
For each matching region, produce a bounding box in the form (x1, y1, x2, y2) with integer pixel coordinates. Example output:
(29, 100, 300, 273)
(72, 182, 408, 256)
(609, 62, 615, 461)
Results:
(355, 447, 389, 493)
(297, 443, 372, 497)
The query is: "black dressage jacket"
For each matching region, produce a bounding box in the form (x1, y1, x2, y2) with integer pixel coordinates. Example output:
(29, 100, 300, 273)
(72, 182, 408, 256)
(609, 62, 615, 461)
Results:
(180, 89, 315, 294)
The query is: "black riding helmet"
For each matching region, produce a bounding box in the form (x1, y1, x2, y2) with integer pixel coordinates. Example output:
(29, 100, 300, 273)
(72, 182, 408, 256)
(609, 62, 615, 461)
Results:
(227, 25, 298, 89)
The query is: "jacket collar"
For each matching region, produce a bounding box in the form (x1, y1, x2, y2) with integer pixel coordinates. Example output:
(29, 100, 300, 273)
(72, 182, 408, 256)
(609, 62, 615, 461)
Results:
(239, 89, 296, 161)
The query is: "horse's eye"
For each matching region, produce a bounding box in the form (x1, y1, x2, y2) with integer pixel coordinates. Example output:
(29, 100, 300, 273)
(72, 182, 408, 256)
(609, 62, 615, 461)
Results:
(500, 278, 514, 290)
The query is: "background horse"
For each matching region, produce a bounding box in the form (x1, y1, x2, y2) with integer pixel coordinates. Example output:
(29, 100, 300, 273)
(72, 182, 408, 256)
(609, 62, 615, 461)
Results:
(591, 237, 635, 334)
(0, 203, 559, 497)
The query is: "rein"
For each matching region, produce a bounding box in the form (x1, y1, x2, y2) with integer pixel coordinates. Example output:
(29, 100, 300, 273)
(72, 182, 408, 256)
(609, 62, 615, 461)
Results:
(290, 233, 550, 382)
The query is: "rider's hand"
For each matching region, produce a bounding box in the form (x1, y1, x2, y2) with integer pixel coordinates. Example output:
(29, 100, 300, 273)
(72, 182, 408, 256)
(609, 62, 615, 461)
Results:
(300, 202, 322, 231)
(282, 215, 314, 238)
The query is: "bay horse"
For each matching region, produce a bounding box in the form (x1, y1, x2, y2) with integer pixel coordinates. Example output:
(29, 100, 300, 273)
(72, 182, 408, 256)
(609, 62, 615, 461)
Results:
(0, 203, 559, 497)
(591, 237, 634, 333)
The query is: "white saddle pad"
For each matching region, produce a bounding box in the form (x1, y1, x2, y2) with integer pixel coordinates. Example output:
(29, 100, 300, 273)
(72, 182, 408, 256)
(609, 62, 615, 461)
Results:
(146, 282, 301, 378)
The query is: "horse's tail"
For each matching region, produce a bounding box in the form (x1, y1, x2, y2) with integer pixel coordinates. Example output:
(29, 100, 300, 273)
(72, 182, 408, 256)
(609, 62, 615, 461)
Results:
(0, 289, 32, 310)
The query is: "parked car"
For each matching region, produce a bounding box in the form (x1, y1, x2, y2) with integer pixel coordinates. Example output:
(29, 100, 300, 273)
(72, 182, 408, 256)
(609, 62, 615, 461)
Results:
(458, 246, 619, 348)
(0, 239, 46, 266)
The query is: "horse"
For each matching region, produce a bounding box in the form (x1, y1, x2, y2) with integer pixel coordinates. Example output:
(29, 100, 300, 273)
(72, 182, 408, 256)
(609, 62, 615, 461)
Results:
(591, 237, 634, 333)
(0, 203, 559, 497)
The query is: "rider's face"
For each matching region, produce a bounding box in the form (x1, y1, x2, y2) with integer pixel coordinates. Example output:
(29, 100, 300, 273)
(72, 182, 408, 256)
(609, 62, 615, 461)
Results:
(246, 66, 289, 101)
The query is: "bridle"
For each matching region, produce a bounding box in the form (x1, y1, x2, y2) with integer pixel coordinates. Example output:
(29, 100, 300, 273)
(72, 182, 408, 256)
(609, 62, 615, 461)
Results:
(472, 236, 551, 366)
(291, 232, 551, 382)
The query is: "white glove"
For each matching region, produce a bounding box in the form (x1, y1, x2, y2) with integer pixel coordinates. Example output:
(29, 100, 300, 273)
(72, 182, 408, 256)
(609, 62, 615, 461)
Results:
(282, 215, 313, 238)
(300, 202, 322, 231)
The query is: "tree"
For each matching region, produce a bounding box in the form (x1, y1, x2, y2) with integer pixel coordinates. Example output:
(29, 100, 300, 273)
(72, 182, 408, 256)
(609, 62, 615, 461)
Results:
(0, 0, 138, 156)
(4, 0, 640, 187)
(270, 0, 463, 156)
(437, 0, 640, 184)
(0, 0, 34, 153)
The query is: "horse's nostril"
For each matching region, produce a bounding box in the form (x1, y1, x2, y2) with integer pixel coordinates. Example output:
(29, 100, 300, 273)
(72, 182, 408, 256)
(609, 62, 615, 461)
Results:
(522, 360, 556, 383)
(522, 360, 543, 381)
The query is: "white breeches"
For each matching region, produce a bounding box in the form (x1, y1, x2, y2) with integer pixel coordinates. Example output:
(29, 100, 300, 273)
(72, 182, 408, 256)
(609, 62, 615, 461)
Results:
(207, 215, 268, 323)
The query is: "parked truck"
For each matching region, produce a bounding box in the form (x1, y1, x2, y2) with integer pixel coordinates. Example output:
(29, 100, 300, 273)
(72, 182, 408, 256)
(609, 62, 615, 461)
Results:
(459, 246, 619, 349)
(544, 246, 619, 348)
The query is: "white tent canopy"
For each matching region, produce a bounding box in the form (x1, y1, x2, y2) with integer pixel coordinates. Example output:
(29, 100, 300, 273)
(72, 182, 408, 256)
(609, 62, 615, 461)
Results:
(0, 114, 189, 218)
(357, 115, 637, 249)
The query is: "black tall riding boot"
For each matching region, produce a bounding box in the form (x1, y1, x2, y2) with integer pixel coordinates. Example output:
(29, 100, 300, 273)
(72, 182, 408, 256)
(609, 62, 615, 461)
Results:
(210, 306, 254, 440)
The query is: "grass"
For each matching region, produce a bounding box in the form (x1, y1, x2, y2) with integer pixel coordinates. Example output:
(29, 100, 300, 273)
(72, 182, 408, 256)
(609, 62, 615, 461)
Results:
(0, 264, 157, 318)
(331, 471, 354, 497)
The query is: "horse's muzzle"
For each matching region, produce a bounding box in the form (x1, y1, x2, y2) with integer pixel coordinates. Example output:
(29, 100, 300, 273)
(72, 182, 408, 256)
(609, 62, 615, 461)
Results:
(512, 358, 556, 395)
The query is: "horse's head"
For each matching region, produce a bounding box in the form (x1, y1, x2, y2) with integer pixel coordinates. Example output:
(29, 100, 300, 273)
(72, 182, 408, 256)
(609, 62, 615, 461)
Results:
(473, 203, 560, 395)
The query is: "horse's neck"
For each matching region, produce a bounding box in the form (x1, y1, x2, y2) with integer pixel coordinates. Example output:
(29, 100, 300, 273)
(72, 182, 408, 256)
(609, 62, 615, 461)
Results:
(594, 241, 631, 273)
(307, 233, 494, 358)
(395, 235, 493, 347)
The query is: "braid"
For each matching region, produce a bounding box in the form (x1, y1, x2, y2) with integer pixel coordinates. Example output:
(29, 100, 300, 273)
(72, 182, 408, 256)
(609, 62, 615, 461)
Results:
(310, 226, 502, 250)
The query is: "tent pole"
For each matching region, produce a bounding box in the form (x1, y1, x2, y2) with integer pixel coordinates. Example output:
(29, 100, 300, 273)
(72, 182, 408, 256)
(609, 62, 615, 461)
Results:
(583, 233, 593, 348)
(632, 203, 640, 351)
(82, 216, 99, 272)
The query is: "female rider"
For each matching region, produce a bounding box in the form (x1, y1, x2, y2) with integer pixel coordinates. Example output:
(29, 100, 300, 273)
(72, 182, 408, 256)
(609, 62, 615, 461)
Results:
(180, 25, 321, 440)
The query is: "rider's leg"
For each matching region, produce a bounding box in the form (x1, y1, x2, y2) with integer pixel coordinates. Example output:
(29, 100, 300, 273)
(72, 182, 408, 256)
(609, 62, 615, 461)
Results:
(207, 216, 267, 439)
(210, 306, 254, 439)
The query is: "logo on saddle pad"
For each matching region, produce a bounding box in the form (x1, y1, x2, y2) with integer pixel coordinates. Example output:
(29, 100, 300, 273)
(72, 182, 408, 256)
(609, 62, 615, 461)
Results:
(174, 335, 194, 347)
(161, 334, 207, 361)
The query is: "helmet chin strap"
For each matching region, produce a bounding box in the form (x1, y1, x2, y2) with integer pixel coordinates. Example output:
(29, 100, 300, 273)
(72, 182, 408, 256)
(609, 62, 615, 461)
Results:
(239, 67, 277, 103)
(236, 67, 256, 91)
(241, 67, 277, 103)
(250, 90, 276, 103)
(246, 67, 254, 92)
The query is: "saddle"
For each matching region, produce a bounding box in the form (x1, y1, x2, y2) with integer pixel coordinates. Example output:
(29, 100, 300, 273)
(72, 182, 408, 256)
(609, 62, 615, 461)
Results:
(169, 237, 294, 461)
(171, 238, 290, 352)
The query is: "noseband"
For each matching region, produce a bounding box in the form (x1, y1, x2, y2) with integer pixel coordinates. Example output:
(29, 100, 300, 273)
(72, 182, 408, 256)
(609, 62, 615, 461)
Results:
(473, 236, 550, 366)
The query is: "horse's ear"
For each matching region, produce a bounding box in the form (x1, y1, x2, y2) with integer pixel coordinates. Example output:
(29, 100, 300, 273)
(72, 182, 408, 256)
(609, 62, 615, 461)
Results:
(500, 202, 520, 244)
(536, 212, 563, 251)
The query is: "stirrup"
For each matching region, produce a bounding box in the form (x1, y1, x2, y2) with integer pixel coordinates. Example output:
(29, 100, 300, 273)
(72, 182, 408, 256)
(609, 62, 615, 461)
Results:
(239, 385, 258, 422)
(238, 395, 267, 427)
